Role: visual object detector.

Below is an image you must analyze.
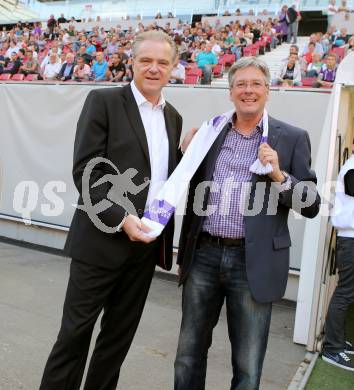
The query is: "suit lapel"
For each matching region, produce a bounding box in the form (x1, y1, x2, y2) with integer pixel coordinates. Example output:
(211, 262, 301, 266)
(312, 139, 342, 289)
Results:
(204, 123, 231, 182)
(164, 104, 177, 175)
(122, 84, 150, 167)
(267, 116, 282, 150)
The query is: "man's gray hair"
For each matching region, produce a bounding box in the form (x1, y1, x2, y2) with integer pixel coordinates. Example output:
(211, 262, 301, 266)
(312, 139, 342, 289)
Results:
(228, 57, 271, 88)
(132, 30, 177, 62)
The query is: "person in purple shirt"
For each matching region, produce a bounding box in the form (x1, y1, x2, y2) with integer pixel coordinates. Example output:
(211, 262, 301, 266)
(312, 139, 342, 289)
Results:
(312, 53, 338, 88)
(278, 5, 289, 42)
(175, 57, 320, 390)
(33, 22, 42, 36)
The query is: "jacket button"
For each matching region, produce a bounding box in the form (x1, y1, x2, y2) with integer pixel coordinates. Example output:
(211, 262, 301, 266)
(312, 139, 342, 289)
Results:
(144, 177, 149, 182)
(138, 209, 143, 215)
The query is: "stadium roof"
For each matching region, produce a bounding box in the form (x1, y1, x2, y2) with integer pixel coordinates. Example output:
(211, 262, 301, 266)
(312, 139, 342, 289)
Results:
(0, 0, 39, 24)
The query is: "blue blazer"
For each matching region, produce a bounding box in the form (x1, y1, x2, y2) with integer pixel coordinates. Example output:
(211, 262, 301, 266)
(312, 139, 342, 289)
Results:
(177, 116, 320, 303)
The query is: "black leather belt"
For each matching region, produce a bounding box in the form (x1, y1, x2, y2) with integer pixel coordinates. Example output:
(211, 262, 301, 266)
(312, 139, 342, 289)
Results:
(200, 232, 245, 247)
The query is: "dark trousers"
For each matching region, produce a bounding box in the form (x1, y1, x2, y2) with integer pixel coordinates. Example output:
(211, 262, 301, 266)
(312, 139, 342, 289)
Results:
(323, 236, 354, 353)
(174, 240, 272, 390)
(40, 241, 159, 390)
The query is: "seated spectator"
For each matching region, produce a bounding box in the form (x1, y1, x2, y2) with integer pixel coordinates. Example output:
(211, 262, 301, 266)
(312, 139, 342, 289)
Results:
(0, 52, 21, 75)
(117, 45, 129, 63)
(230, 37, 243, 60)
(348, 35, 354, 51)
(236, 31, 248, 53)
(92, 51, 108, 81)
(312, 53, 338, 88)
(5, 40, 20, 58)
(124, 42, 133, 57)
(106, 53, 125, 82)
(262, 25, 279, 49)
(155, 12, 162, 19)
(223, 10, 231, 16)
(333, 27, 350, 47)
(123, 57, 133, 82)
(272, 53, 302, 87)
(0, 42, 9, 57)
(235, 9, 241, 16)
(76, 45, 92, 65)
(60, 52, 67, 66)
(210, 36, 222, 56)
(72, 56, 91, 81)
(244, 26, 254, 46)
(86, 39, 97, 56)
(0, 54, 5, 73)
(195, 42, 217, 84)
(191, 41, 206, 62)
(169, 57, 185, 84)
(305, 53, 323, 77)
(43, 53, 61, 80)
(302, 42, 317, 66)
(338, 0, 350, 13)
(289, 44, 299, 55)
(106, 36, 119, 56)
(19, 49, 39, 76)
(301, 34, 324, 57)
(251, 22, 262, 44)
(57, 53, 75, 81)
(273, 19, 284, 44)
(321, 33, 331, 54)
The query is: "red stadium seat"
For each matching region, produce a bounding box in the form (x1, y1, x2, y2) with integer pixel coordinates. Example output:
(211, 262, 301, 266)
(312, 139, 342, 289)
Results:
(330, 47, 345, 62)
(243, 46, 252, 57)
(251, 44, 259, 56)
(186, 68, 202, 77)
(301, 77, 317, 87)
(25, 74, 39, 81)
(185, 63, 198, 70)
(223, 54, 236, 66)
(212, 64, 224, 77)
(218, 55, 225, 65)
(0, 73, 11, 81)
(11, 74, 25, 81)
(184, 75, 199, 84)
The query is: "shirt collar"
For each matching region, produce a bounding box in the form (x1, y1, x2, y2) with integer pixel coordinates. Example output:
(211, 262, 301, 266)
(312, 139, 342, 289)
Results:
(130, 80, 166, 108)
(231, 112, 263, 135)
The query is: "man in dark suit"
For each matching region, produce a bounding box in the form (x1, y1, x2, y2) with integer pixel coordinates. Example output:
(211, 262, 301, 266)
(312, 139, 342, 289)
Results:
(40, 30, 182, 390)
(174, 57, 320, 390)
(57, 52, 75, 81)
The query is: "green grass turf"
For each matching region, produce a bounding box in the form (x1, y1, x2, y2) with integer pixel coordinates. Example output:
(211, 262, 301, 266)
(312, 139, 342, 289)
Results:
(305, 303, 354, 389)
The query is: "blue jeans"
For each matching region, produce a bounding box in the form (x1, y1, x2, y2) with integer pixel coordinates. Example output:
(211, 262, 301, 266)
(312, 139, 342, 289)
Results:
(174, 240, 272, 390)
(200, 65, 213, 84)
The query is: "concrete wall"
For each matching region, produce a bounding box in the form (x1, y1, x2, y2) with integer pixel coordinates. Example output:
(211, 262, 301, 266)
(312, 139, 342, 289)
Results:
(0, 83, 331, 301)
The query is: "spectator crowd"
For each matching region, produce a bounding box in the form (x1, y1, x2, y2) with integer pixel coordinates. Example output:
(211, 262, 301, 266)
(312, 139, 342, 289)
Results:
(0, 6, 353, 87)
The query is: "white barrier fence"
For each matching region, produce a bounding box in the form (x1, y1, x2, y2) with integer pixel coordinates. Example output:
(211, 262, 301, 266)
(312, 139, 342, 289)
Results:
(0, 82, 330, 272)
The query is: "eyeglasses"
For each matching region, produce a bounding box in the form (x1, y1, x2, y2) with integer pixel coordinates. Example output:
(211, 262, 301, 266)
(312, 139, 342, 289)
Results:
(233, 80, 268, 90)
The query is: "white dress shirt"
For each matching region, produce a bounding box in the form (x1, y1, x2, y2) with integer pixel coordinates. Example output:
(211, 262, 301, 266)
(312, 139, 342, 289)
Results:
(43, 61, 61, 78)
(130, 80, 169, 210)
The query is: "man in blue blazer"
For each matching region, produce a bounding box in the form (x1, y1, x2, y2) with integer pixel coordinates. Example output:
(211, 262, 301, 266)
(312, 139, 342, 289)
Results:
(175, 57, 320, 390)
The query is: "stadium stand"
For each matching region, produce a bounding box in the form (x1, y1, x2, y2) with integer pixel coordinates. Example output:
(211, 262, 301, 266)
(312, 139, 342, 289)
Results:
(0, 0, 39, 24)
(0, 3, 352, 87)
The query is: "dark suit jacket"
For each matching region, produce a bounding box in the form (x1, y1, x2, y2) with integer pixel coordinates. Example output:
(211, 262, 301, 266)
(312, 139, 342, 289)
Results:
(58, 62, 74, 80)
(64, 84, 182, 270)
(177, 116, 320, 303)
